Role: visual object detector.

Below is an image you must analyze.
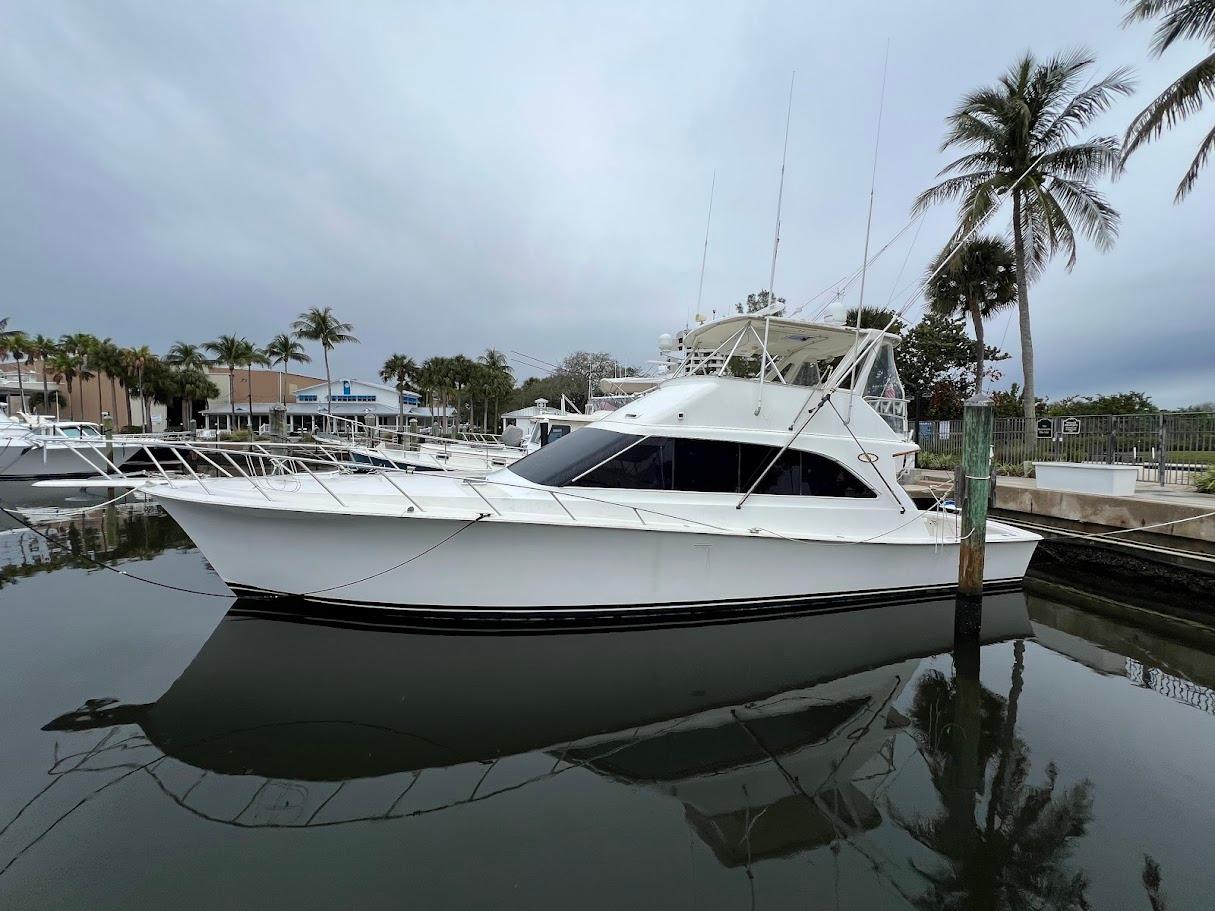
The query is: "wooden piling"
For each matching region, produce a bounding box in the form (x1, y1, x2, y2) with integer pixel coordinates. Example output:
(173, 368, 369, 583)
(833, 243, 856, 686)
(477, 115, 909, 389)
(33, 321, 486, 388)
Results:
(958, 393, 994, 596)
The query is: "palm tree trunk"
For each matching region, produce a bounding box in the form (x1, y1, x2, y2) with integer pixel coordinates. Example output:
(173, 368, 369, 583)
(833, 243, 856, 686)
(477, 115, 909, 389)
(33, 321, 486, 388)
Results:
(109, 377, 119, 428)
(96, 372, 103, 425)
(15, 367, 26, 413)
(1012, 191, 1035, 456)
(968, 301, 985, 395)
(124, 385, 133, 430)
(246, 363, 254, 433)
(323, 348, 332, 433)
(228, 366, 237, 433)
(138, 368, 148, 432)
(41, 366, 49, 416)
(397, 387, 404, 435)
(67, 379, 75, 419)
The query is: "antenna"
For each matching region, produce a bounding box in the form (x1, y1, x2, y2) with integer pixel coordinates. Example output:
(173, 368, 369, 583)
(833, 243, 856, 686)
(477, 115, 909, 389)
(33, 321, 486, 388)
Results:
(692, 170, 716, 327)
(757, 71, 795, 417)
(765, 71, 795, 310)
(854, 41, 890, 329)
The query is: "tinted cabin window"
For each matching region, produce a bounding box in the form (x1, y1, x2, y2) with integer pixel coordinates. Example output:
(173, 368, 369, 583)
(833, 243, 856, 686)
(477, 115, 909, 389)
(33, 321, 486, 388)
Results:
(671, 438, 741, 492)
(571, 438, 673, 490)
(510, 428, 640, 487)
(560, 434, 875, 498)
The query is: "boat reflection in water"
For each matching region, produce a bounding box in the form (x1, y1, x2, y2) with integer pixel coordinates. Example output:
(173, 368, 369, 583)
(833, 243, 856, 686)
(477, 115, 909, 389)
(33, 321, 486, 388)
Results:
(41, 595, 1032, 859)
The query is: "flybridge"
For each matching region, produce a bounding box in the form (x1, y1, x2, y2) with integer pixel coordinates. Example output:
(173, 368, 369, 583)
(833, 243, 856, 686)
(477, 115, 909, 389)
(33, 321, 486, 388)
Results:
(669, 314, 908, 436)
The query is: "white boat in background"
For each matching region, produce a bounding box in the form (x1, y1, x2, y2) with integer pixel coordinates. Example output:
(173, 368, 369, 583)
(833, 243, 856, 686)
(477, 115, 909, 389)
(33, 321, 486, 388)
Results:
(344, 408, 613, 475)
(0, 407, 148, 479)
(145, 314, 1040, 618)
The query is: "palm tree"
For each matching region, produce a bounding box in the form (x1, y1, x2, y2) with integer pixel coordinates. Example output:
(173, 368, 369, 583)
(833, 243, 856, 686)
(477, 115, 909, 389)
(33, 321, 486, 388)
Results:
(378, 354, 418, 434)
(449, 355, 476, 432)
(125, 345, 155, 432)
(914, 50, 1133, 449)
(1122, 0, 1215, 200)
(243, 342, 270, 433)
(924, 237, 1017, 393)
(419, 356, 454, 433)
(173, 368, 220, 432)
(891, 641, 1095, 909)
(291, 307, 357, 417)
(204, 335, 250, 433)
(59, 333, 98, 422)
(1, 332, 29, 412)
(478, 348, 514, 431)
(46, 351, 80, 419)
(25, 335, 57, 415)
(92, 339, 126, 428)
(165, 342, 213, 430)
(263, 334, 312, 407)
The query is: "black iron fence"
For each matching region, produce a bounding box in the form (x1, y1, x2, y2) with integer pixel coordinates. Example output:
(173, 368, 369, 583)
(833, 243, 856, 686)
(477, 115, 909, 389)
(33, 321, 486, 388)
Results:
(916, 411, 1215, 485)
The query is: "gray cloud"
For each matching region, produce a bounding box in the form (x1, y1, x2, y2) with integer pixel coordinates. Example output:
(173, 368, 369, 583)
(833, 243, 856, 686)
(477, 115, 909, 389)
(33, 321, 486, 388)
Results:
(2, 0, 1211, 406)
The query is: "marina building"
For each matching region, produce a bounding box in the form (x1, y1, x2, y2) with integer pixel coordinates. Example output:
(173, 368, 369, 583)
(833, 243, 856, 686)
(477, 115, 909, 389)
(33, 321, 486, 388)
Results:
(201, 377, 454, 433)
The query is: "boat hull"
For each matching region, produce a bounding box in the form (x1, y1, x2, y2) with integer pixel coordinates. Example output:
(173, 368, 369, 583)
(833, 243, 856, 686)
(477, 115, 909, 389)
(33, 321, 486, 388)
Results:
(153, 493, 1039, 617)
(0, 439, 142, 479)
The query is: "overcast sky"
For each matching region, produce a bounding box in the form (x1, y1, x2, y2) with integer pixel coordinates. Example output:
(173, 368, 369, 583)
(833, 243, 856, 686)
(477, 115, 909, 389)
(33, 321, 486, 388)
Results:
(2, 1, 1211, 405)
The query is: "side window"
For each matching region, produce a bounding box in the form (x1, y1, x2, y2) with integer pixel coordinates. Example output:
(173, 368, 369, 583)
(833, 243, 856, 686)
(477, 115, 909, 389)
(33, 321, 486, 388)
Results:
(671, 438, 741, 492)
(741, 443, 876, 498)
(571, 438, 673, 490)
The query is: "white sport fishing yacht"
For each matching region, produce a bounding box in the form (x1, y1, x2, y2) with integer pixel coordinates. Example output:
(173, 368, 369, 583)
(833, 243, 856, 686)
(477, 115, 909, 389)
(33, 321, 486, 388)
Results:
(147, 315, 1039, 616)
(0, 407, 146, 479)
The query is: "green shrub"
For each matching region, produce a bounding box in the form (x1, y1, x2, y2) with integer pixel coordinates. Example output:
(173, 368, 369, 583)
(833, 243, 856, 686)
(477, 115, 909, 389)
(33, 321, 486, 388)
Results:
(916, 451, 959, 470)
(219, 430, 252, 443)
(1194, 467, 1215, 495)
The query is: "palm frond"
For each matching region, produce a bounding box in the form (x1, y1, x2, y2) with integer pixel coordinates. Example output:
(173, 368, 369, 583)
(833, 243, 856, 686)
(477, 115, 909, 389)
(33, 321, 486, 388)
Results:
(1123, 51, 1215, 159)
(912, 173, 991, 214)
(1176, 119, 1215, 199)
(1048, 177, 1120, 251)
(1129, 0, 1215, 55)
(1040, 138, 1124, 180)
(1038, 69, 1137, 147)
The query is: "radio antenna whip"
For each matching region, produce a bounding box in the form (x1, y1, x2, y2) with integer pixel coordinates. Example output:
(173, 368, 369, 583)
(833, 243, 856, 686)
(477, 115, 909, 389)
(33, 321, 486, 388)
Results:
(692, 170, 716, 328)
(855, 41, 890, 329)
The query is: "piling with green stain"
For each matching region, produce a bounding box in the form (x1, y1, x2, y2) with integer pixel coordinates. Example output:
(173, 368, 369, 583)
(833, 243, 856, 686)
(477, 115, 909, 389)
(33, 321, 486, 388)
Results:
(959, 394, 994, 596)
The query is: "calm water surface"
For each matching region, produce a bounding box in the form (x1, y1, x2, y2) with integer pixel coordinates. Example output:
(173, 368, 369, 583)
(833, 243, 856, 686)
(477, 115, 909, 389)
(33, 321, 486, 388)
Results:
(1, 481, 1214, 909)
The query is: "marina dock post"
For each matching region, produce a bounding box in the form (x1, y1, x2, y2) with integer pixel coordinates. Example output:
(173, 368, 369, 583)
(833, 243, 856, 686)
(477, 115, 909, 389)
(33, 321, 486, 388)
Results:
(958, 393, 994, 597)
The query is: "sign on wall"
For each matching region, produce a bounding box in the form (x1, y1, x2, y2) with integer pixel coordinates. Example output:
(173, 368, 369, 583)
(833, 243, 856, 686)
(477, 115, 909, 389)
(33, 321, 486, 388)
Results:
(1036, 418, 1053, 440)
(1061, 417, 1081, 435)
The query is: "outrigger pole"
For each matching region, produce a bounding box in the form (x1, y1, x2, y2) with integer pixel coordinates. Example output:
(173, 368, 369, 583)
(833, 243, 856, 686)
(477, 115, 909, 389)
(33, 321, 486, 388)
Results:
(757, 70, 795, 416)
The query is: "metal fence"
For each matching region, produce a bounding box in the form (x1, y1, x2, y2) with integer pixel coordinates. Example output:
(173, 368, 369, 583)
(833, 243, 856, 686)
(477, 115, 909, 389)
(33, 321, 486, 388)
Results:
(915, 411, 1215, 485)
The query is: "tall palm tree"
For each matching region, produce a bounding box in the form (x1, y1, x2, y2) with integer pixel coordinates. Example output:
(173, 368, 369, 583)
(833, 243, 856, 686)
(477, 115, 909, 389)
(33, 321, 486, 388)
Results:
(1, 332, 29, 412)
(59, 333, 98, 422)
(172, 368, 220, 433)
(204, 335, 251, 433)
(291, 307, 357, 417)
(914, 50, 1133, 449)
(243, 342, 270, 432)
(478, 348, 514, 431)
(449, 355, 476, 432)
(46, 351, 80, 420)
(379, 353, 418, 434)
(125, 345, 155, 432)
(25, 335, 57, 415)
(92, 339, 126, 428)
(165, 342, 213, 430)
(924, 237, 1018, 393)
(263, 334, 312, 407)
(1122, 0, 1215, 200)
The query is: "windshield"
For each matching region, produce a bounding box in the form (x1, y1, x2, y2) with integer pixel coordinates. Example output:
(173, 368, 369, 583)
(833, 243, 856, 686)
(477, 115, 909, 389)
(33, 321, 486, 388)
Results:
(509, 428, 640, 487)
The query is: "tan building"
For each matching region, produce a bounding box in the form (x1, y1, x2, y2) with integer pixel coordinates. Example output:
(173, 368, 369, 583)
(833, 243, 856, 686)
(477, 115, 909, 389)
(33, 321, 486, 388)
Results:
(1, 363, 321, 431)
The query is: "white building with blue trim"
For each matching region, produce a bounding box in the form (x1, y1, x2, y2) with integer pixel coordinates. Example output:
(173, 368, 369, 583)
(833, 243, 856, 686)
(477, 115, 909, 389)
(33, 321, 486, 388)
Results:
(202, 377, 453, 433)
